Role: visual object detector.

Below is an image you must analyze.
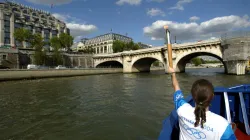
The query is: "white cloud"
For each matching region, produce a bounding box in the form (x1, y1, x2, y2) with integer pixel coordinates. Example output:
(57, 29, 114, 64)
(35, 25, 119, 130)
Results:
(67, 23, 97, 37)
(52, 13, 97, 38)
(190, 16, 200, 22)
(26, 0, 72, 5)
(116, 0, 142, 5)
(52, 13, 70, 22)
(143, 15, 250, 41)
(170, 0, 193, 11)
(147, 0, 165, 2)
(147, 8, 165, 17)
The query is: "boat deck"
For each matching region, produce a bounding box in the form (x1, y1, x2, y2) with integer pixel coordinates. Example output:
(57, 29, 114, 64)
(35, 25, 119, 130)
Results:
(158, 84, 250, 140)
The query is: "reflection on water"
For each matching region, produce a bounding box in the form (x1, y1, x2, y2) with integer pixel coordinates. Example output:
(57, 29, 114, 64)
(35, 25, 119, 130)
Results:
(0, 68, 249, 140)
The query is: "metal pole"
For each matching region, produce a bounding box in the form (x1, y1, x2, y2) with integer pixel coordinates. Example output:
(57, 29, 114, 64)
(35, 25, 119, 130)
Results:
(164, 26, 173, 68)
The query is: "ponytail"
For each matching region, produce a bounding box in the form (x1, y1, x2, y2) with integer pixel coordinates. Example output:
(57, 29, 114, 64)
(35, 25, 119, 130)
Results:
(191, 79, 214, 129)
(194, 102, 207, 128)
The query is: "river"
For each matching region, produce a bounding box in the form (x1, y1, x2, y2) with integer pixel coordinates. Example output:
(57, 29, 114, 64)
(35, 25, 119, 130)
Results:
(0, 68, 249, 140)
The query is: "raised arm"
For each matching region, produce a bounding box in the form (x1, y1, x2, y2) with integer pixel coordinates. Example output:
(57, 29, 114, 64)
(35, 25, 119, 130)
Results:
(168, 67, 180, 91)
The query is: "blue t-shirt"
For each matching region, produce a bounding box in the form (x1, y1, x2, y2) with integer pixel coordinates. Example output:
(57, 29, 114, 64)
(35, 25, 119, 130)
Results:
(173, 90, 236, 140)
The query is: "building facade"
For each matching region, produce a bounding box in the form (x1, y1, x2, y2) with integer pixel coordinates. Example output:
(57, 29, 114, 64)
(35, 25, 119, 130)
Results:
(0, 1, 69, 49)
(77, 33, 133, 54)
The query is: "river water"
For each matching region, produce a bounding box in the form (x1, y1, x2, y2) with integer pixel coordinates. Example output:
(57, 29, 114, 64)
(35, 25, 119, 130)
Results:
(0, 68, 249, 140)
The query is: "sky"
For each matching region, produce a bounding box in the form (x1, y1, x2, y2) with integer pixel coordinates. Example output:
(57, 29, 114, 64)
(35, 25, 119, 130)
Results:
(8, 0, 250, 46)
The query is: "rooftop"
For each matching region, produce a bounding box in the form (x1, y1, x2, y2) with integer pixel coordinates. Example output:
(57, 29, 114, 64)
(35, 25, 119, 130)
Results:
(84, 32, 133, 40)
(1, 0, 65, 23)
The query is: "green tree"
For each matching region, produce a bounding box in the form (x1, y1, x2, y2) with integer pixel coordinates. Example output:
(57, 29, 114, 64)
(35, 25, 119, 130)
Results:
(50, 37, 61, 50)
(59, 33, 74, 51)
(30, 34, 47, 65)
(30, 34, 45, 50)
(191, 57, 202, 66)
(112, 40, 141, 53)
(113, 40, 124, 53)
(50, 37, 63, 65)
(13, 28, 32, 48)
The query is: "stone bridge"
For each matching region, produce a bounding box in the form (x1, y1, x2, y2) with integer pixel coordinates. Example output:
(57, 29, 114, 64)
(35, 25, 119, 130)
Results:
(93, 39, 249, 75)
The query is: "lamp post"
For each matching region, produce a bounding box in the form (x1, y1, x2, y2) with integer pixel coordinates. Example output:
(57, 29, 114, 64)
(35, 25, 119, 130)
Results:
(164, 25, 173, 68)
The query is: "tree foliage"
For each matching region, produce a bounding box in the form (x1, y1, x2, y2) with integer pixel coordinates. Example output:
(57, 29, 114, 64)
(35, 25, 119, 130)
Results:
(191, 57, 203, 66)
(13, 28, 73, 66)
(112, 40, 141, 53)
(34, 49, 47, 65)
(204, 60, 220, 63)
(50, 37, 61, 50)
(50, 33, 74, 51)
(59, 33, 74, 51)
(13, 28, 32, 48)
(50, 37, 63, 65)
(30, 34, 47, 65)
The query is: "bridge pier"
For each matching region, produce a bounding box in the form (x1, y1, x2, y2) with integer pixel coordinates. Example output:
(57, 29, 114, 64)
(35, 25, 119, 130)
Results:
(123, 56, 134, 73)
(224, 60, 248, 75)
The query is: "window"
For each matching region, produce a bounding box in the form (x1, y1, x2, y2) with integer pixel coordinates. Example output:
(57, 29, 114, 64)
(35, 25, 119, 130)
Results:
(4, 38, 10, 44)
(14, 23, 23, 28)
(4, 20, 10, 26)
(4, 15, 10, 21)
(23, 10, 28, 14)
(14, 13, 20, 18)
(44, 33, 50, 39)
(25, 16, 30, 21)
(15, 40, 21, 47)
(4, 27, 10, 32)
(3, 55, 7, 60)
(26, 42, 31, 48)
(4, 32, 10, 38)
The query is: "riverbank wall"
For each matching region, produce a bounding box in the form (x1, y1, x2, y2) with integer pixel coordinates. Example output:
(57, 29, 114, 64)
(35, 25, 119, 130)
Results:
(0, 69, 123, 81)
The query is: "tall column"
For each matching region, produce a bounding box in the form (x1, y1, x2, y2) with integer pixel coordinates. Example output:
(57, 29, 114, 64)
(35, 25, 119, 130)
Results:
(10, 13, 15, 47)
(78, 57, 81, 66)
(0, 9, 4, 46)
(70, 57, 73, 67)
(42, 29, 45, 38)
(95, 47, 97, 54)
(102, 46, 104, 53)
(33, 28, 36, 34)
(110, 45, 113, 53)
(49, 30, 53, 50)
(49, 31, 52, 38)
(85, 58, 87, 68)
(16, 50, 19, 69)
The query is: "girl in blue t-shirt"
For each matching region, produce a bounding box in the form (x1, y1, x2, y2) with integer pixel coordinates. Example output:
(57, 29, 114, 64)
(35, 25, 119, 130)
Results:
(164, 67, 236, 140)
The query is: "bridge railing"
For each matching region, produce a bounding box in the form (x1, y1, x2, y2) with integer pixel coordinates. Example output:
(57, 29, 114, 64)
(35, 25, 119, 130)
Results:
(172, 39, 220, 48)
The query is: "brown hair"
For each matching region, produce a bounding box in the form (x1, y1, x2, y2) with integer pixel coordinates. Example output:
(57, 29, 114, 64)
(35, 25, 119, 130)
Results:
(191, 79, 214, 128)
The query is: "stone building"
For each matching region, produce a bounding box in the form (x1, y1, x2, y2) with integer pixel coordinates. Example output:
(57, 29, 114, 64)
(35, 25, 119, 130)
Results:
(0, 0, 70, 49)
(77, 33, 133, 54)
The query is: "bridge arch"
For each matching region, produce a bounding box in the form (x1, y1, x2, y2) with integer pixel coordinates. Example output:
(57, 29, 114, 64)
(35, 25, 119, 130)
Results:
(131, 56, 165, 72)
(95, 60, 123, 68)
(174, 51, 225, 73)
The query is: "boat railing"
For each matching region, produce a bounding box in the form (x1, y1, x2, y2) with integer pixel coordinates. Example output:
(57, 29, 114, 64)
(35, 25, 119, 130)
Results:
(158, 84, 250, 140)
(215, 85, 250, 135)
